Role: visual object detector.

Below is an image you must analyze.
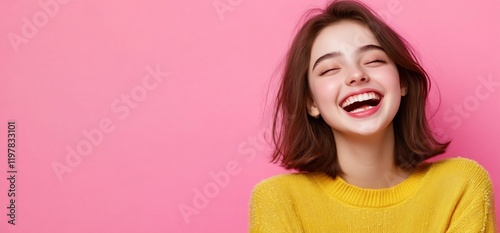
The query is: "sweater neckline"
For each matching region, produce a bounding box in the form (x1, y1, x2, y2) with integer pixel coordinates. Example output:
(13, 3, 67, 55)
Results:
(312, 162, 435, 208)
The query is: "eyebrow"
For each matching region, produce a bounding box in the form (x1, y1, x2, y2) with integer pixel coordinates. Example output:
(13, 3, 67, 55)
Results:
(311, 44, 385, 71)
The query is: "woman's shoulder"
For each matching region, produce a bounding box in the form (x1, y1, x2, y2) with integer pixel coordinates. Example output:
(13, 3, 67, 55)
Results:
(251, 173, 318, 196)
(253, 172, 315, 188)
(431, 157, 489, 173)
(428, 157, 493, 185)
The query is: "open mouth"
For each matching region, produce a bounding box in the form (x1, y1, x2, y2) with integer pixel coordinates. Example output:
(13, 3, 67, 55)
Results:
(340, 92, 382, 113)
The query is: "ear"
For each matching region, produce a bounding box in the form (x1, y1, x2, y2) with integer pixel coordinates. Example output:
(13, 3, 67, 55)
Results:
(307, 99, 320, 118)
(400, 84, 408, 97)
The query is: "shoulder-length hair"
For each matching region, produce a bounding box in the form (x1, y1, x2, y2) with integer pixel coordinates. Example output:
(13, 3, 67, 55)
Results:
(271, 0, 450, 178)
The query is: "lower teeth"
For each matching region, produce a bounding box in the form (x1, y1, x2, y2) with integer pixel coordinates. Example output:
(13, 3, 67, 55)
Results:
(350, 106, 373, 113)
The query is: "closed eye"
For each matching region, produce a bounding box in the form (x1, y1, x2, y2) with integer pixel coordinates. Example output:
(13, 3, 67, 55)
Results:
(320, 68, 339, 76)
(366, 59, 386, 65)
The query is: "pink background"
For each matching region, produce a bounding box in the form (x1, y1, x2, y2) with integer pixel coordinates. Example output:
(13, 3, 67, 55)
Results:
(1, 0, 499, 232)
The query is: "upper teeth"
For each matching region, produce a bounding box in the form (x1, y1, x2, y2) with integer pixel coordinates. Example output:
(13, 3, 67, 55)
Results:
(341, 92, 381, 108)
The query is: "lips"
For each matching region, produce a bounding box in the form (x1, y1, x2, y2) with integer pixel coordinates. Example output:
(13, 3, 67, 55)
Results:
(340, 90, 382, 113)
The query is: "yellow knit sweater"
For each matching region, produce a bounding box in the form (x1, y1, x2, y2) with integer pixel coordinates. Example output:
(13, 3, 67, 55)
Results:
(249, 158, 497, 232)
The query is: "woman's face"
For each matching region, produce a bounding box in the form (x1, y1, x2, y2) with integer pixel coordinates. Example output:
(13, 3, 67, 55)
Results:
(307, 20, 405, 137)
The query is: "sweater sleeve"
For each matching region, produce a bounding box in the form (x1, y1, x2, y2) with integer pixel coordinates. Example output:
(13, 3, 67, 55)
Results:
(249, 179, 300, 233)
(446, 160, 497, 233)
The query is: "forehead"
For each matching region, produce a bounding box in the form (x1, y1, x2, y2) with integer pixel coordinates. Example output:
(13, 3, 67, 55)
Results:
(310, 20, 379, 62)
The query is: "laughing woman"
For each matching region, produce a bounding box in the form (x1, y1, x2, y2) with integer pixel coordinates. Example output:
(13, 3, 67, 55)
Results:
(249, 0, 497, 232)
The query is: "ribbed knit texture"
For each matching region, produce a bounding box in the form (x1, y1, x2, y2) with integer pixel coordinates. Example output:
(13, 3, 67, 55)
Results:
(249, 158, 497, 232)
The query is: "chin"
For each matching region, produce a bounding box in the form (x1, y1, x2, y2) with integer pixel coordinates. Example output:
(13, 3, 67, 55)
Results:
(330, 119, 394, 138)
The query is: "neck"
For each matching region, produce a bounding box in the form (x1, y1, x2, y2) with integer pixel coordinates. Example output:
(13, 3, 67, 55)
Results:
(332, 123, 410, 189)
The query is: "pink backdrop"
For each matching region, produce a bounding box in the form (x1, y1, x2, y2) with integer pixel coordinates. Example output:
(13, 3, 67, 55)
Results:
(1, 0, 499, 232)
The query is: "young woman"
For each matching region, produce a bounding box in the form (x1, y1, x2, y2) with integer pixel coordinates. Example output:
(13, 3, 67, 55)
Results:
(249, 0, 497, 232)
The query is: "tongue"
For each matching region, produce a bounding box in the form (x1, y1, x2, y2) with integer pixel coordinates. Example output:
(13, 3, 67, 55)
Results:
(350, 104, 372, 113)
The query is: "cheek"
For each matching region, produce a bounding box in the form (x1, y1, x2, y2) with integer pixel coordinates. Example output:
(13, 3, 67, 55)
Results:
(370, 66, 401, 91)
(309, 78, 341, 108)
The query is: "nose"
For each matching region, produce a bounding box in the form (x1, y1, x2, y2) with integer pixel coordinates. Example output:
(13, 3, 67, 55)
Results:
(345, 67, 369, 86)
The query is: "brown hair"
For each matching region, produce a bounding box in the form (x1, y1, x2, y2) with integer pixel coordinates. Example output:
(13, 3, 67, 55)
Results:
(271, 0, 450, 178)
